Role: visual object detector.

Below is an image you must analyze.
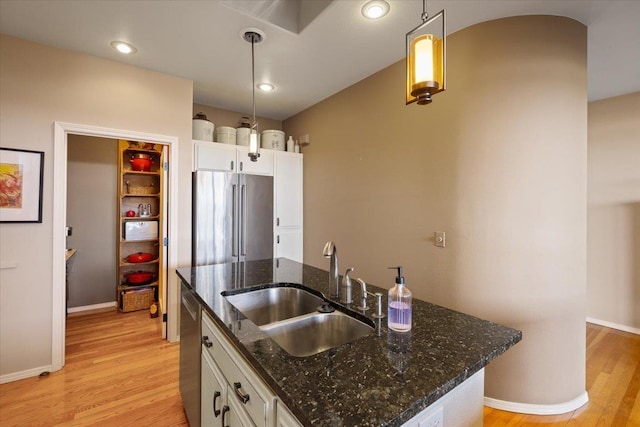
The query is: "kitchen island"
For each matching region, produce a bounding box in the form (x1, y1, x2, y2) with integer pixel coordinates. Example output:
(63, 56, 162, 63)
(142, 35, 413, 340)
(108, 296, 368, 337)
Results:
(177, 258, 521, 427)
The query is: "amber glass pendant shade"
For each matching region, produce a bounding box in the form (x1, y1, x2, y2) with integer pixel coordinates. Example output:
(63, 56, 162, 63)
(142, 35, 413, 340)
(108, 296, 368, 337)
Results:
(406, 9, 446, 105)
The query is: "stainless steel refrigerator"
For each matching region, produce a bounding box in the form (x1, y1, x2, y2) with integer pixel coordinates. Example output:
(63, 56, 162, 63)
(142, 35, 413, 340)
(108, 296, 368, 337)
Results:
(192, 170, 273, 266)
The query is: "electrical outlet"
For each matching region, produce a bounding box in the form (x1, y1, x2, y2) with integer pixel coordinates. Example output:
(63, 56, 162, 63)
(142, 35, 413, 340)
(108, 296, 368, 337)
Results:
(418, 406, 443, 427)
(434, 231, 445, 248)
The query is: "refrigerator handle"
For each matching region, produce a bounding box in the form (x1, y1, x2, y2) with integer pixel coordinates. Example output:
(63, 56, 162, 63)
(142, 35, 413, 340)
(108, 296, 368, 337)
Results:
(232, 184, 238, 257)
(241, 184, 247, 256)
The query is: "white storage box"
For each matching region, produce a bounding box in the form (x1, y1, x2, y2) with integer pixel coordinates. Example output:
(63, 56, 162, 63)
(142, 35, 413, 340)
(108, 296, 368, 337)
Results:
(124, 221, 158, 241)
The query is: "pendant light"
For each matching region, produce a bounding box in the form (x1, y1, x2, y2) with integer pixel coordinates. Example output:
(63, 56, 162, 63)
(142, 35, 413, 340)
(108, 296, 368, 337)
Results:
(406, 0, 446, 105)
(243, 29, 264, 162)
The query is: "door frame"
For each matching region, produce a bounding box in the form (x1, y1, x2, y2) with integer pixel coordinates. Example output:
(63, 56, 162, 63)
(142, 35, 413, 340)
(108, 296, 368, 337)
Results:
(52, 121, 179, 371)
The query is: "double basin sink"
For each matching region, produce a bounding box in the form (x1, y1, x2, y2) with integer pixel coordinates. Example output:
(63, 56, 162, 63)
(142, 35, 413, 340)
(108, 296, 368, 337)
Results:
(222, 285, 374, 357)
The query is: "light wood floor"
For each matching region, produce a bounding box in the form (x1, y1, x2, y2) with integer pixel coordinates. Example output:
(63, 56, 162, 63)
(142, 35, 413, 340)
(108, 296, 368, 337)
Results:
(1, 311, 638, 426)
(0, 308, 188, 427)
(484, 323, 640, 426)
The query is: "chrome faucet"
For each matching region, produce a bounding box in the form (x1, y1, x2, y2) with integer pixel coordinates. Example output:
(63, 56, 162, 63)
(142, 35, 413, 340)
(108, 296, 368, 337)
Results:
(323, 241, 339, 299)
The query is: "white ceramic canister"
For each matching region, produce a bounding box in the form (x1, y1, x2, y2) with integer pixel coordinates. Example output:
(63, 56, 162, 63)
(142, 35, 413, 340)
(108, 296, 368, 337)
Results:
(236, 127, 250, 146)
(192, 113, 214, 141)
(215, 126, 237, 144)
(261, 130, 285, 151)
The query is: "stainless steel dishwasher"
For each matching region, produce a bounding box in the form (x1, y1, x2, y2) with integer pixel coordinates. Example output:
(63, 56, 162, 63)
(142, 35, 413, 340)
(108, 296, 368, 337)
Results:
(180, 281, 201, 427)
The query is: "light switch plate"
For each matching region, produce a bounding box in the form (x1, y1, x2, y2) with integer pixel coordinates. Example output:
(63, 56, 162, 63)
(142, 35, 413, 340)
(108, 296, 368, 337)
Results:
(434, 231, 445, 248)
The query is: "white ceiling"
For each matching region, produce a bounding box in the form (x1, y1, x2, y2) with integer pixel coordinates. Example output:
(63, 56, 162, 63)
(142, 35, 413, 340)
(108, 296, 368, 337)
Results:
(1, 0, 639, 121)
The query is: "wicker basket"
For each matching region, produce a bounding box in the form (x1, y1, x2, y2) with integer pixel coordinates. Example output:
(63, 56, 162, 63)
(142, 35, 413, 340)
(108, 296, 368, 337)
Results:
(128, 185, 157, 195)
(121, 287, 154, 312)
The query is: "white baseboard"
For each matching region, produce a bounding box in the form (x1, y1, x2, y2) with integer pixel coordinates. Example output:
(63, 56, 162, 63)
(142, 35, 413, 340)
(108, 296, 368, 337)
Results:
(586, 317, 640, 335)
(484, 391, 589, 415)
(1, 365, 53, 384)
(67, 301, 116, 313)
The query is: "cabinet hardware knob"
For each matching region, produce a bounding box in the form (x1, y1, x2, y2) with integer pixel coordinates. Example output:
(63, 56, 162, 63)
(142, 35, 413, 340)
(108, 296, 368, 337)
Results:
(230, 161, 234, 171)
(221, 405, 230, 427)
(277, 217, 280, 226)
(213, 391, 221, 417)
(233, 382, 250, 404)
(277, 235, 280, 244)
(202, 335, 213, 348)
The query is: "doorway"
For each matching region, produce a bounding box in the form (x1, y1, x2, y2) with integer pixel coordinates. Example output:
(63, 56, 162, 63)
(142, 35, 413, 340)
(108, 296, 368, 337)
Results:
(52, 122, 179, 372)
(66, 135, 118, 313)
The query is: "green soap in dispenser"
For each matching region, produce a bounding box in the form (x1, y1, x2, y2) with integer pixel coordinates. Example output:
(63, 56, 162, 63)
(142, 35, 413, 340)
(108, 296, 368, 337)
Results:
(388, 266, 412, 332)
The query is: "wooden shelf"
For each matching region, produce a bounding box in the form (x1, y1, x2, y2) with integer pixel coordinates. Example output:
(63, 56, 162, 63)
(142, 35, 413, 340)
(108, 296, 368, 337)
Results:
(120, 238, 160, 244)
(118, 281, 159, 291)
(123, 147, 160, 155)
(122, 170, 161, 176)
(121, 215, 160, 220)
(122, 194, 160, 198)
(120, 259, 159, 267)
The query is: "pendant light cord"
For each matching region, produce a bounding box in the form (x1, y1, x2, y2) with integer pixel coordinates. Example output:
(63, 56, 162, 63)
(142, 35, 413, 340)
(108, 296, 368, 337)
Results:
(251, 35, 257, 131)
(421, 0, 428, 22)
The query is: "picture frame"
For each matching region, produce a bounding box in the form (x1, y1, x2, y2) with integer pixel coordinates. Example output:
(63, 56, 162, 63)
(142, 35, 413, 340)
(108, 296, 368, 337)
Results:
(0, 147, 44, 223)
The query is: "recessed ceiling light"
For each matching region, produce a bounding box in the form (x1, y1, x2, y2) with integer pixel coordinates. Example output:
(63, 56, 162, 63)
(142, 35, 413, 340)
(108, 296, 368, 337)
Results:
(361, 0, 390, 20)
(110, 41, 137, 54)
(257, 83, 275, 92)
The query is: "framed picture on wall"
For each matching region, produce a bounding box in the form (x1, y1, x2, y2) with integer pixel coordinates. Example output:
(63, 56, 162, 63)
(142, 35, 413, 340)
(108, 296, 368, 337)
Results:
(0, 147, 44, 223)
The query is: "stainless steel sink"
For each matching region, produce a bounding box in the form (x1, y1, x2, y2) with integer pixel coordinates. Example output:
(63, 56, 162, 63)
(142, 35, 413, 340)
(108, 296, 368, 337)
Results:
(223, 285, 374, 357)
(223, 286, 324, 326)
(260, 311, 374, 357)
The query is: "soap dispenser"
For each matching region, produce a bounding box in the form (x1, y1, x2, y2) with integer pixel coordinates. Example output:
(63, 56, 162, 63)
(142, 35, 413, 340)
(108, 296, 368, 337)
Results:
(388, 266, 412, 332)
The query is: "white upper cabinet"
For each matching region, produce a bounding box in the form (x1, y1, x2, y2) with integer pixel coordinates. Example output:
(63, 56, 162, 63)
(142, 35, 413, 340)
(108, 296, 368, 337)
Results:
(194, 140, 236, 172)
(193, 140, 274, 176)
(236, 146, 274, 176)
(274, 152, 303, 229)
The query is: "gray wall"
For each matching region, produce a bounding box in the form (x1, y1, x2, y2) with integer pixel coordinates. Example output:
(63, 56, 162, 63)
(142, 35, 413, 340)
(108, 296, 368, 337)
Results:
(66, 135, 117, 308)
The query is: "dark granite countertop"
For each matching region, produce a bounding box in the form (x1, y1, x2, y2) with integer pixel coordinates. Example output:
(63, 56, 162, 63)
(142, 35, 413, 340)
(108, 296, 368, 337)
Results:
(176, 258, 521, 427)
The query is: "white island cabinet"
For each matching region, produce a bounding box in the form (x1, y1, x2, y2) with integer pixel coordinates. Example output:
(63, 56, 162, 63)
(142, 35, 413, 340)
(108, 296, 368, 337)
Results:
(201, 310, 277, 426)
(275, 403, 300, 427)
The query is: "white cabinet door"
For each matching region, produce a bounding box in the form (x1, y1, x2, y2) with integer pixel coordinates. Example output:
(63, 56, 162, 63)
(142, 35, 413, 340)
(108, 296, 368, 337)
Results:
(274, 152, 302, 229)
(237, 146, 274, 176)
(194, 140, 236, 172)
(226, 387, 255, 427)
(201, 351, 227, 427)
(276, 402, 302, 427)
(275, 229, 303, 263)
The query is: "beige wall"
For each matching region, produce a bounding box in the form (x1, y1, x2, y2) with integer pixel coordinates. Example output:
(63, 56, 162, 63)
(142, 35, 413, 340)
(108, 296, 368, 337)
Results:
(587, 92, 640, 329)
(66, 135, 118, 307)
(284, 16, 587, 407)
(0, 34, 193, 378)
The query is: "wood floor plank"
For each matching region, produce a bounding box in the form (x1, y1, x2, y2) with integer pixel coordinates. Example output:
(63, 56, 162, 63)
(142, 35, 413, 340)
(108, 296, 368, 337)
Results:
(485, 323, 640, 426)
(0, 308, 187, 427)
